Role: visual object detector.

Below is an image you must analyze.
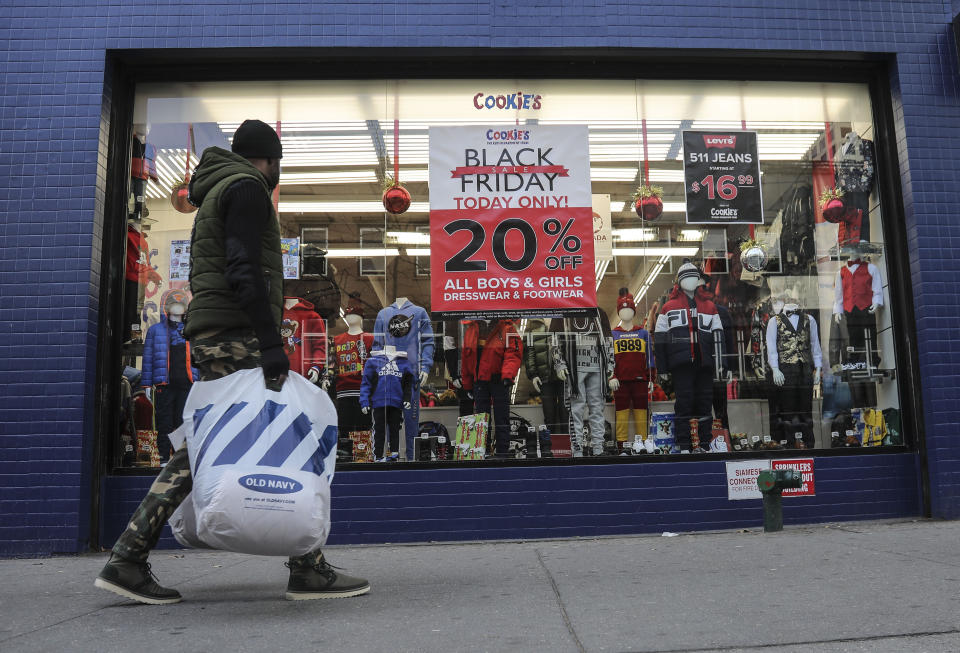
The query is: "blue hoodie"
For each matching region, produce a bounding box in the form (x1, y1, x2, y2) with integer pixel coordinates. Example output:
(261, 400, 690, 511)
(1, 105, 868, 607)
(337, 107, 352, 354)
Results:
(359, 354, 416, 409)
(372, 300, 435, 376)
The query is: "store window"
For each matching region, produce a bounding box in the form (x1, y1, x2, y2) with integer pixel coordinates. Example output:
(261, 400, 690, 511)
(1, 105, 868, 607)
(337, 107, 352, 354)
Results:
(112, 78, 904, 469)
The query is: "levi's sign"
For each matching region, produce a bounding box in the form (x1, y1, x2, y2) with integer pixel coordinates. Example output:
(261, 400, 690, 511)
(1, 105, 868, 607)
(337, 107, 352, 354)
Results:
(428, 124, 596, 319)
(682, 130, 763, 225)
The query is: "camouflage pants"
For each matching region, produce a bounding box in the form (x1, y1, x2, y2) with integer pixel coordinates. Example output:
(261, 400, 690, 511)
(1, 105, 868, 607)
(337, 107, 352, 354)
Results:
(112, 329, 322, 567)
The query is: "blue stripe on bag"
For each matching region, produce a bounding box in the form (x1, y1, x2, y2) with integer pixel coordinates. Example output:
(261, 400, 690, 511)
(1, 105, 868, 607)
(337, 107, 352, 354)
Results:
(194, 402, 249, 469)
(211, 400, 286, 467)
(300, 424, 338, 476)
(256, 412, 312, 468)
(192, 404, 214, 432)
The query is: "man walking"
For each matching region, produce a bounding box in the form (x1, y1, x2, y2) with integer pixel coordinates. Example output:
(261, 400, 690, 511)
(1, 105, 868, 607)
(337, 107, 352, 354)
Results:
(96, 120, 369, 604)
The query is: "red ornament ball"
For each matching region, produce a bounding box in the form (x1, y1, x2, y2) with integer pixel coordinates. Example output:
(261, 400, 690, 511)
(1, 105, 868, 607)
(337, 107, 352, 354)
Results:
(170, 181, 196, 214)
(821, 198, 845, 223)
(635, 195, 663, 221)
(383, 185, 411, 215)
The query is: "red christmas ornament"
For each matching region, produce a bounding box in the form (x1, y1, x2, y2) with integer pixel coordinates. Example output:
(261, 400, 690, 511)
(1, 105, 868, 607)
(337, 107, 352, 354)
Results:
(635, 195, 663, 221)
(382, 185, 411, 215)
(821, 198, 845, 223)
(170, 176, 196, 214)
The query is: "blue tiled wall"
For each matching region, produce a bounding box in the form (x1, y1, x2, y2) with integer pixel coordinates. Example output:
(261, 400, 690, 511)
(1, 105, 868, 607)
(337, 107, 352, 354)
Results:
(100, 454, 921, 549)
(2, 1, 959, 555)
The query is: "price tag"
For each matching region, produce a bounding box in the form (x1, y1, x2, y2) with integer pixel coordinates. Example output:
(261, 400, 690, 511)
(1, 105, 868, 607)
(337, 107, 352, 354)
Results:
(682, 131, 763, 225)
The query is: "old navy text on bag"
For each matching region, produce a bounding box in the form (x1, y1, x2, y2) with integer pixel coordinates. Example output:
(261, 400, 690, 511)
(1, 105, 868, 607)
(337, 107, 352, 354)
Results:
(169, 369, 338, 556)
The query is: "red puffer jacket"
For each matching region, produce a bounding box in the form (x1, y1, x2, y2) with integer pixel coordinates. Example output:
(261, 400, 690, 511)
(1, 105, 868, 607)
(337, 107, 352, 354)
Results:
(460, 320, 523, 390)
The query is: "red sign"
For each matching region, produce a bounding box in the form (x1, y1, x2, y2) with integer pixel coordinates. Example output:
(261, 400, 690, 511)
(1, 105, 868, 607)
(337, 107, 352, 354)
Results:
(771, 458, 816, 497)
(429, 125, 596, 318)
(703, 134, 737, 148)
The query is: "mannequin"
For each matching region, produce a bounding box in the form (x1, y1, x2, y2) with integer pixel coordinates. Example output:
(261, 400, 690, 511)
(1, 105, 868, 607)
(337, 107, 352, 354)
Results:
(834, 130, 875, 241)
(324, 304, 375, 438)
(443, 320, 478, 417)
(701, 275, 735, 432)
(609, 288, 653, 453)
(833, 245, 883, 408)
(124, 218, 162, 343)
(523, 318, 569, 438)
(359, 345, 414, 462)
(141, 298, 196, 462)
(281, 296, 327, 381)
(373, 297, 435, 459)
(654, 261, 724, 453)
(767, 296, 823, 449)
(554, 310, 613, 456)
(456, 319, 523, 457)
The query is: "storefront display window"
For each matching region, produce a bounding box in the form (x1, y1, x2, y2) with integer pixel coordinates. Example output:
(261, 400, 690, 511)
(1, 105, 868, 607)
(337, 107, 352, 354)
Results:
(112, 78, 905, 468)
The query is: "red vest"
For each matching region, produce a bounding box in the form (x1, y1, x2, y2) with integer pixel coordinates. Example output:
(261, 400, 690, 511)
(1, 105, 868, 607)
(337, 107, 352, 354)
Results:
(840, 263, 873, 312)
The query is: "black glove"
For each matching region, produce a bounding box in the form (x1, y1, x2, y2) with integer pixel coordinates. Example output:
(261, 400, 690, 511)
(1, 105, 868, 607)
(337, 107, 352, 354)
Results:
(502, 377, 514, 386)
(261, 345, 290, 383)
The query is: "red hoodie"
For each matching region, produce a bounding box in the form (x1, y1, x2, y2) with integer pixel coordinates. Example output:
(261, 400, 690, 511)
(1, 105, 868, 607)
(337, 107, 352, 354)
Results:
(460, 320, 523, 391)
(281, 297, 327, 376)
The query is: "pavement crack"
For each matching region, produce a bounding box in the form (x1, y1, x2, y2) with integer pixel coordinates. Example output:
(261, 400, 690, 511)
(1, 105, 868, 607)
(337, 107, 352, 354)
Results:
(535, 547, 586, 653)
(0, 604, 125, 646)
(620, 627, 960, 652)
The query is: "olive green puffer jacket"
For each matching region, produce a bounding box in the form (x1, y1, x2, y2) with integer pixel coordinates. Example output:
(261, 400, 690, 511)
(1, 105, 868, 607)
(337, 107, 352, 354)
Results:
(523, 319, 565, 384)
(183, 147, 282, 338)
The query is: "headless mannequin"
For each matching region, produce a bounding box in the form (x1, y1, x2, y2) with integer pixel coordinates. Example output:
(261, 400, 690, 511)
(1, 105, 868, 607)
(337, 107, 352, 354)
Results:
(769, 300, 822, 448)
(832, 249, 883, 408)
(774, 303, 822, 387)
(361, 345, 412, 460)
(393, 297, 428, 387)
(320, 313, 364, 388)
(361, 346, 412, 414)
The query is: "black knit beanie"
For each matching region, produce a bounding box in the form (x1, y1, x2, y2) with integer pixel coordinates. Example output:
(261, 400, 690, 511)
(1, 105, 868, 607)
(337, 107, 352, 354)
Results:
(231, 119, 283, 159)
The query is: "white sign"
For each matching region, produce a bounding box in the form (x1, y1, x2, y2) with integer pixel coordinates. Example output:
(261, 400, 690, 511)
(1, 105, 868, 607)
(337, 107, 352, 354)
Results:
(725, 459, 771, 501)
(591, 194, 612, 261)
(169, 239, 191, 281)
(282, 238, 300, 280)
(428, 124, 597, 317)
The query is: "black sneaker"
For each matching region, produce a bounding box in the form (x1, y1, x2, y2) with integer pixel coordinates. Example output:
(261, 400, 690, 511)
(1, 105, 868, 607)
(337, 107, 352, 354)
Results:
(285, 557, 370, 600)
(95, 555, 182, 605)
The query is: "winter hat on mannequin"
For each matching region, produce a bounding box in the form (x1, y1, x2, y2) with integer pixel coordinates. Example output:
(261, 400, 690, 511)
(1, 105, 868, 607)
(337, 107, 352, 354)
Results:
(231, 119, 283, 159)
(344, 304, 364, 318)
(617, 287, 636, 312)
(676, 260, 701, 285)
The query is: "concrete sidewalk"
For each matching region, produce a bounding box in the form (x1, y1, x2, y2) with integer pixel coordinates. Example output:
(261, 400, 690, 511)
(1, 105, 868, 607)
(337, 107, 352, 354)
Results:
(2, 519, 959, 652)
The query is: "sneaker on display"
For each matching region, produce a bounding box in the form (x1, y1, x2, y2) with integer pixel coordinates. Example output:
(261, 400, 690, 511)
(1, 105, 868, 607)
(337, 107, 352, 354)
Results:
(285, 556, 370, 600)
(94, 554, 182, 605)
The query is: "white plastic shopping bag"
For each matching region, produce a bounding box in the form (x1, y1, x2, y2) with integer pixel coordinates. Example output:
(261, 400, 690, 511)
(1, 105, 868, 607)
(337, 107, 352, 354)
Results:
(168, 369, 338, 556)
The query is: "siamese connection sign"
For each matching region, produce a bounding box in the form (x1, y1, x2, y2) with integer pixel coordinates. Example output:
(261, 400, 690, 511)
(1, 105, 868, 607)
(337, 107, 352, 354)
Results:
(429, 125, 596, 319)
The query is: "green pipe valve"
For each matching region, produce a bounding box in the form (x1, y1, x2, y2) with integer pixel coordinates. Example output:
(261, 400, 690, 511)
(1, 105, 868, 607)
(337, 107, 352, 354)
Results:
(757, 469, 803, 532)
